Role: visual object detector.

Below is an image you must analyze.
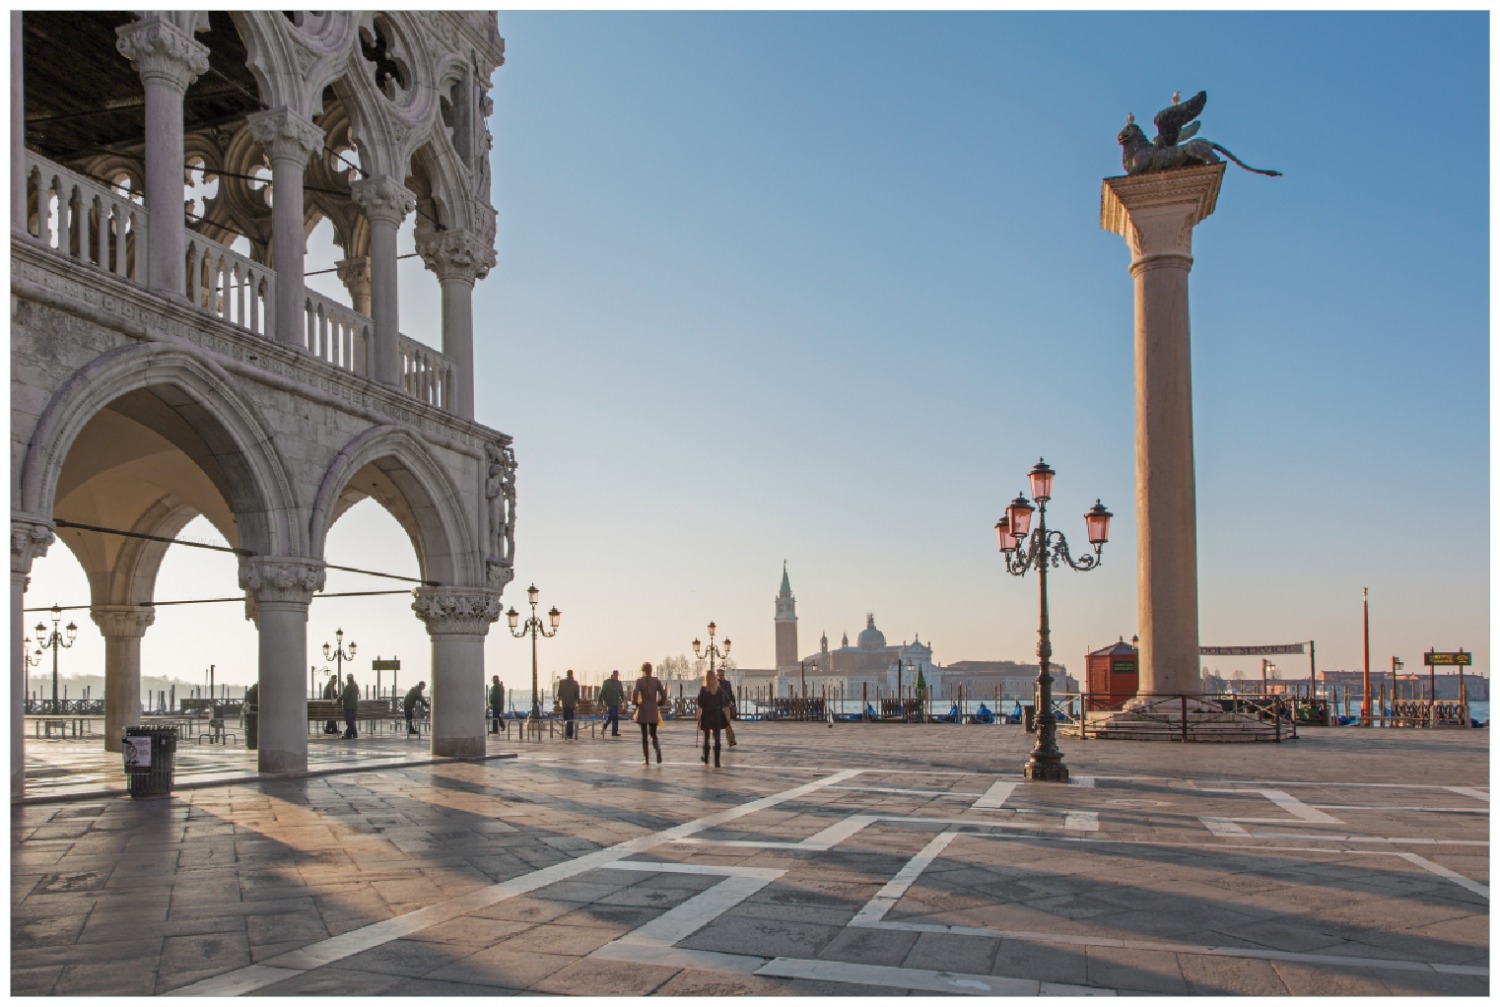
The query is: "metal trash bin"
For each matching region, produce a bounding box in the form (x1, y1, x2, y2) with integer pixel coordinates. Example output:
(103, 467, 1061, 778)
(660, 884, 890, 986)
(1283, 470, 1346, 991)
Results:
(1023, 705, 1037, 734)
(122, 726, 176, 798)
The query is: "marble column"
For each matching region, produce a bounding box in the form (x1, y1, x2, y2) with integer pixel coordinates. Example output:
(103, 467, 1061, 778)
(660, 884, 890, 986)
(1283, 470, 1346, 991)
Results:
(413, 587, 502, 758)
(415, 229, 494, 420)
(240, 557, 324, 774)
(350, 177, 415, 389)
(1101, 163, 1223, 698)
(11, 517, 54, 798)
(248, 108, 325, 348)
(116, 16, 209, 297)
(90, 605, 155, 753)
(12, 12, 26, 235)
(335, 257, 373, 317)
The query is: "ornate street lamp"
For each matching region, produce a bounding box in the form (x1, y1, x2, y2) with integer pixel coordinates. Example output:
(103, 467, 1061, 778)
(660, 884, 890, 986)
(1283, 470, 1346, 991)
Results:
(994, 458, 1112, 783)
(692, 621, 732, 677)
(507, 584, 561, 718)
(35, 604, 78, 714)
(322, 628, 357, 690)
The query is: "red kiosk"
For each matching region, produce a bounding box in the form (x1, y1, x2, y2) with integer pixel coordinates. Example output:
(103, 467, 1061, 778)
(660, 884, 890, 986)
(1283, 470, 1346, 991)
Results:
(1086, 638, 1139, 711)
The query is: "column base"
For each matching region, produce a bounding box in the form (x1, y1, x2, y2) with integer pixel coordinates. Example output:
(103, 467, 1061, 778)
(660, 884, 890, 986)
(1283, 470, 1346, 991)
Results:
(432, 736, 485, 759)
(1023, 761, 1070, 783)
(257, 748, 308, 775)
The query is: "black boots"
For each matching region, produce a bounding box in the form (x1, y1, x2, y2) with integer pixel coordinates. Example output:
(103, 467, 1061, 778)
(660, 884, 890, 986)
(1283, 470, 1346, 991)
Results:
(654, 739, 662, 764)
(701, 742, 722, 767)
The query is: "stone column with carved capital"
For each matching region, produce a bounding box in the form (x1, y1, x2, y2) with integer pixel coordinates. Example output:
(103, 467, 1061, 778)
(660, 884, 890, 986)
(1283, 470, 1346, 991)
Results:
(413, 587, 502, 757)
(1101, 163, 1223, 699)
(11, 517, 54, 797)
(116, 16, 210, 297)
(248, 108, 326, 349)
(91, 606, 156, 753)
(350, 176, 416, 388)
(240, 557, 325, 773)
(415, 229, 495, 420)
(335, 257, 374, 317)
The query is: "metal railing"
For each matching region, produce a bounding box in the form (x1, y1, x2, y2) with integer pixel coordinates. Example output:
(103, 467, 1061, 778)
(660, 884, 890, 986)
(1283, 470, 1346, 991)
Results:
(23, 151, 147, 284)
(1057, 691, 1298, 742)
(24, 699, 106, 715)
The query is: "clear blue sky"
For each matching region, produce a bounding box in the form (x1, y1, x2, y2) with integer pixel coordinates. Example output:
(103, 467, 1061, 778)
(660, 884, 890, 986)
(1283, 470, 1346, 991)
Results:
(27, 11, 1489, 698)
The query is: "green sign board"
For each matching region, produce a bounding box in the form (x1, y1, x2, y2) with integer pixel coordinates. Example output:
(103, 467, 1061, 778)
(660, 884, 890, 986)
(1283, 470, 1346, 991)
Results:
(1423, 651, 1472, 666)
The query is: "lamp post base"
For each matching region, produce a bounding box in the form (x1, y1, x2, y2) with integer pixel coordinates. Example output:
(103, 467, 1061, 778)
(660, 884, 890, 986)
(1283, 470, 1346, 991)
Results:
(1023, 759, 1070, 783)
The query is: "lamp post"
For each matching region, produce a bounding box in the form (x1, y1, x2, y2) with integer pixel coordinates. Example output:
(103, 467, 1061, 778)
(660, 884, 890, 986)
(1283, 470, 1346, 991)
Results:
(35, 605, 78, 714)
(692, 622, 731, 677)
(1391, 656, 1403, 700)
(994, 459, 1112, 783)
(323, 628, 356, 692)
(24, 638, 43, 708)
(507, 584, 561, 718)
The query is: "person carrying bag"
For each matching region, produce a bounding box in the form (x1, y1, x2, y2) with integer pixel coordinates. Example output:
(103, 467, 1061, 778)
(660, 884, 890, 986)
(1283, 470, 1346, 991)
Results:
(632, 661, 667, 765)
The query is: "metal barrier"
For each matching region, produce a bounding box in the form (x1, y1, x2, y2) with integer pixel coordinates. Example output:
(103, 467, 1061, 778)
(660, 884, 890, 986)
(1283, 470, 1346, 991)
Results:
(1056, 691, 1298, 742)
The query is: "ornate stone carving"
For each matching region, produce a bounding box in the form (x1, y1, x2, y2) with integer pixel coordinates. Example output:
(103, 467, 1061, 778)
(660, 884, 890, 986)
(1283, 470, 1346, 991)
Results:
(11, 518, 55, 578)
(335, 257, 374, 314)
(412, 587, 502, 635)
(414, 228, 496, 284)
(238, 557, 326, 606)
(247, 107, 326, 166)
(90, 605, 156, 639)
(350, 176, 416, 227)
(484, 441, 516, 587)
(1116, 91, 1282, 179)
(115, 17, 210, 92)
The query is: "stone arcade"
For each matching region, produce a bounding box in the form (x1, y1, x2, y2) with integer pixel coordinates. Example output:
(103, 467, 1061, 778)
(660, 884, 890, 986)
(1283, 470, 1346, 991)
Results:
(10, 12, 513, 795)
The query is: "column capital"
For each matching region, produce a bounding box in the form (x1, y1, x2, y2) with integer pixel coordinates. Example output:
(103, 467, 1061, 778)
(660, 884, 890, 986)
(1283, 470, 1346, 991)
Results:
(412, 587, 502, 636)
(350, 176, 416, 228)
(238, 557, 325, 606)
(1101, 164, 1224, 266)
(11, 517, 54, 578)
(115, 17, 209, 93)
(90, 605, 156, 639)
(414, 228, 496, 284)
(247, 107, 325, 166)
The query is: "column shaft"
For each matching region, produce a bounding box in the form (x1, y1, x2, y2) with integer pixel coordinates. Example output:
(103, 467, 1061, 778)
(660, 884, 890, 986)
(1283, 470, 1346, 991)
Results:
(369, 216, 401, 386)
(430, 633, 487, 757)
(92, 606, 154, 754)
(269, 152, 308, 347)
(254, 601, 311, 773)
(439, 276, 476, 418)
(12, 12, 25, 234)
(12, 571, 29, 797)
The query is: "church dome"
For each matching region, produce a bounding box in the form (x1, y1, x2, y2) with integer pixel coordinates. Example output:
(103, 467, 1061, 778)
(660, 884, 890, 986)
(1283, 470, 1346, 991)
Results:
(857, 613, 886, 649)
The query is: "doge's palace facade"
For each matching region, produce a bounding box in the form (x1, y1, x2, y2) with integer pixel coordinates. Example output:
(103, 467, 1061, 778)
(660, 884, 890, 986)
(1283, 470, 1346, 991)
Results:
(11, 12, 513, 795)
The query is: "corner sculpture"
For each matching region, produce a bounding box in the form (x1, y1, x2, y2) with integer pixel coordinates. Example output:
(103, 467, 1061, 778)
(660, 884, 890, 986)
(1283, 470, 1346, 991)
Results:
(1118, 90, 1281, 177)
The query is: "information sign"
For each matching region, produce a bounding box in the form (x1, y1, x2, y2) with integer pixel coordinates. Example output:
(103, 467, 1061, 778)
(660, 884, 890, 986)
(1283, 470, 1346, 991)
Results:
(1423, 651, 1472, 666)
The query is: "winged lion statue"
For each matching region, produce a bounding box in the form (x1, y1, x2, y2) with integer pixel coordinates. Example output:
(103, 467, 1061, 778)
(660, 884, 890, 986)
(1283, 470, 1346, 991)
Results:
(1118, 90, 1281, 178)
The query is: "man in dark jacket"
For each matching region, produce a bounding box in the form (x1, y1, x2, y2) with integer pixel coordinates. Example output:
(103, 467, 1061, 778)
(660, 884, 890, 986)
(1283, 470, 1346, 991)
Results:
(322, 675, 340, 734)
(598, 670, 624, 737)
(558, 669, 580, 740)
(341, 673, 360, 739)
(716, 669, 738, 748)
(488, 675, 504, 734)
(404, 681, 427, 736)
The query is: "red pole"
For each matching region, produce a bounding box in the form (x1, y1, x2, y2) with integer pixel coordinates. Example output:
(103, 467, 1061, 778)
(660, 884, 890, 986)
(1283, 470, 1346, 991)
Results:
(1361, 588, 1371, 727)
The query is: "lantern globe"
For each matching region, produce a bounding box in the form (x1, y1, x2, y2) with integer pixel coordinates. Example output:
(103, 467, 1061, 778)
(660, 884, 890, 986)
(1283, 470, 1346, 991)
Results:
(1028, 459, 1055, 505)
(527, 584, 539, 606)
(1085, 500, 1113, 545)
(548, 606, 561, 630)
(692, 638, 702, 656)
(723, 638, 732, 654)
(994, 516, 1016, 554)
(1007, 495, 1035, 538)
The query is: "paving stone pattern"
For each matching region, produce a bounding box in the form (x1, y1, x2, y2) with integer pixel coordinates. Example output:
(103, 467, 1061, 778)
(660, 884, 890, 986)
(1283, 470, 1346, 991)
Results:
(12, 721, 1490, 995)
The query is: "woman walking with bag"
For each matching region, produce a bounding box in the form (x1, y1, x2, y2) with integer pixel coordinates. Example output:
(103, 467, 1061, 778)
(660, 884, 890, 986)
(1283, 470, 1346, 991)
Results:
(696, 668, 728, 767)
(633, 662, 667, 765)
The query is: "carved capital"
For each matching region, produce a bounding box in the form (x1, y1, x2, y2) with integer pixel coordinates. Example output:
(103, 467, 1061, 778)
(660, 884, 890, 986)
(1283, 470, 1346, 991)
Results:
(238, 557, 325, 606)
(115, 17, 210, 93)
(1100, 164, 1223, 267)
(11, 518, 55, 578)
(414, 228, 496, 284)
(350, 176, 416, 228)
(247, 108, 326, 166)
(412, 587, 502, 636)
(90, 605, 156, 639)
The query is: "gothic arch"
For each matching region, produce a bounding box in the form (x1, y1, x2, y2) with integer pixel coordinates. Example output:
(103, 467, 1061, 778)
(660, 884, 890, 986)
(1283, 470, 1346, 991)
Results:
(18, 344, 300, 559)
(310, 426, 479, 587)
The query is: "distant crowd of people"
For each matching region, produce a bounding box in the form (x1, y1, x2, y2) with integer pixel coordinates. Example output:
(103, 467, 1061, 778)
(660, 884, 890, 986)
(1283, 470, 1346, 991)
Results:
(324, 662, 743, 768)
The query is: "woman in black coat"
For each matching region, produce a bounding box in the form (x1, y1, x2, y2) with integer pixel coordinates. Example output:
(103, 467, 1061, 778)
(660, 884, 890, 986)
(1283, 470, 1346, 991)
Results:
(696, 668, 728, 767)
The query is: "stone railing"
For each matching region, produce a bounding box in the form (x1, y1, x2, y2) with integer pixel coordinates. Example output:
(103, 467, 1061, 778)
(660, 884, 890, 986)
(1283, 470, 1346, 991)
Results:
(185, 236, 275, 338)
(401, 335, 453, 411)
(22, 151, 148, 285)
(304, 287, 371, 377)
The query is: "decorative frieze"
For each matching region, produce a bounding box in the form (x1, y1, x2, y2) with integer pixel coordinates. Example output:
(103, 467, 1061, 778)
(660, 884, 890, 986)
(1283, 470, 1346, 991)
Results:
(412, 587, 502, 636)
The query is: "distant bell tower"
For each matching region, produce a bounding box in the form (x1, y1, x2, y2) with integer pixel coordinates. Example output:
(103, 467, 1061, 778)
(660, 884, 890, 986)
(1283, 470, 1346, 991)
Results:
(774, 562, 798, 672)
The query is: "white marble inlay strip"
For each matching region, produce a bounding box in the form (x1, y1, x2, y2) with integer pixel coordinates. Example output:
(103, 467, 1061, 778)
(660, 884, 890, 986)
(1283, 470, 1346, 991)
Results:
(172, 767, 863, 996)
(755, 955, 1112, 996)
(1447, 786, 1489, 802)
(851, 829, 960, 925)
(896, 813, 1099, 833)
(612, 875, 776, 947)
(827, 784, 983, 798)
(1394, 852, 1490, 900)
(603, 859, 783, 880)
(972, 781, 1017, 809)
(591, 941, 769, 975)
(1200, 787, 1343, 824)
(1309, 805, 1489, 814)
(850, 918, 1488, 976)
(1214, 832, 1487, 847)
(671, 814, 878, 851)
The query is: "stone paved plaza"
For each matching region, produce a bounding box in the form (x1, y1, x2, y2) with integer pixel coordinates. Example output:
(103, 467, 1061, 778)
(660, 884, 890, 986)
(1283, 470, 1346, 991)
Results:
(11, 721, 1489, 996)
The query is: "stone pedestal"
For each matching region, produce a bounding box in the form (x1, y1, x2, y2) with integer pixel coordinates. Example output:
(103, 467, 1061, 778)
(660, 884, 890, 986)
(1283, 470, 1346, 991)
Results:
(1100, 164, 1223, 698)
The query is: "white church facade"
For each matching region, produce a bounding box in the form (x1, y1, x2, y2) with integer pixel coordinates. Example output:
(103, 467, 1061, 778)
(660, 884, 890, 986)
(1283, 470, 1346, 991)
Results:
(11, 12, 512, 795)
